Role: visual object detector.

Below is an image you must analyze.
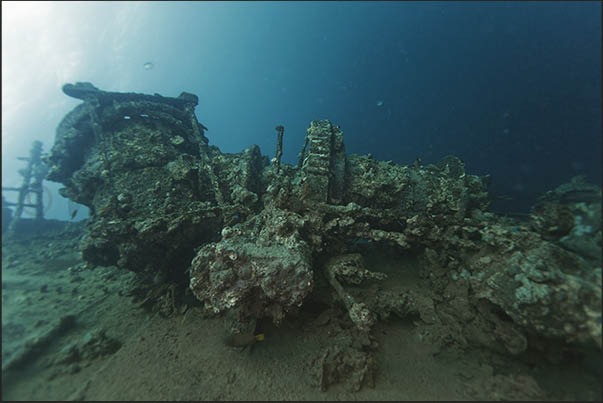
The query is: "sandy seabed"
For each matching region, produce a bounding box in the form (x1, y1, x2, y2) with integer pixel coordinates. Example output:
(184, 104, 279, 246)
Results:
(2, 223, 601, 401)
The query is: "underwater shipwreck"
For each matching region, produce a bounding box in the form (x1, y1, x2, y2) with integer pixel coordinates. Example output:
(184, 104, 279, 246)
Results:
(39, 82, 601, 393)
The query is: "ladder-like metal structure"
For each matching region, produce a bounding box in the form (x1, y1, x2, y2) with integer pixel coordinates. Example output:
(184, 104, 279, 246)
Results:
(2, 140, 49, 232)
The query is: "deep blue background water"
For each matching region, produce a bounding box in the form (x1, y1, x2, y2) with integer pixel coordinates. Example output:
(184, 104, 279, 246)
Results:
(2, 2, 601, 219)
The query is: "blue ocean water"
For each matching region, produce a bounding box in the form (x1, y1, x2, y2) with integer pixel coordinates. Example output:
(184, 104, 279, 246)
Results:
(2, 1, 601, 219)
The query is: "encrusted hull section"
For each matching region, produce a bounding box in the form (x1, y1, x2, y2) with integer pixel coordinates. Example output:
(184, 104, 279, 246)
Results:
(45, 83, 602, 391)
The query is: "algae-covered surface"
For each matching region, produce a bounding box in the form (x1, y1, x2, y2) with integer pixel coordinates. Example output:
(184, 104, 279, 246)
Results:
(2, 220, 601, 401)
(2, 84, 601, 401)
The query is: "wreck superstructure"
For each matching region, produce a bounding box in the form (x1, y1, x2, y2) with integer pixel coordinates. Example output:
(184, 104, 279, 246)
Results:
(45, 83, 601, 391)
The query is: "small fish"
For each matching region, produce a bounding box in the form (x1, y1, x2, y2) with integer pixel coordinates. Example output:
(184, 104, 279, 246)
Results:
(491, 194, 513, 201)
(97, 206, 108, 215)
(71, 209, 78, 220)
(560, 189, 602, 203)
(223, 332, 264, 348)
(413, 157, 422, 168)
(143, 61, 154, 70)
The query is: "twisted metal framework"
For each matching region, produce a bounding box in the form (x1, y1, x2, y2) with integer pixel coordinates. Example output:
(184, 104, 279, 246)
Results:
(2, 140, 49, 232)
